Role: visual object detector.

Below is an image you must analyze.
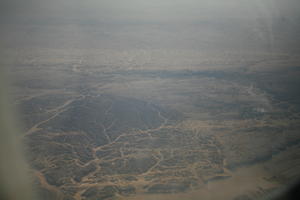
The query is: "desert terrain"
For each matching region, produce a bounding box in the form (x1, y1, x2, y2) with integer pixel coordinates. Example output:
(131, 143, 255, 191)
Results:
(2, 1, 300, 199)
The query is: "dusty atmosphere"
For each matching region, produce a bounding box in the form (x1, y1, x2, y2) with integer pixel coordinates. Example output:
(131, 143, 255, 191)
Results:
(1, 0, 300, 200)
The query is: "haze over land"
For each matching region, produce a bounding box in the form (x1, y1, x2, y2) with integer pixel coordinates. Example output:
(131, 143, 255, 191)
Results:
(1, 0, 300, 200)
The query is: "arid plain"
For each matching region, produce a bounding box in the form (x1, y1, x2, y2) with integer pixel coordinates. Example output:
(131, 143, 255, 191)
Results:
(2, 1, 300, 199)
(6, 45, 300, 200)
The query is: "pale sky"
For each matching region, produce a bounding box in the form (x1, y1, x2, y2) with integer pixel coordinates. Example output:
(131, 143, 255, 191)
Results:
(1, 0, 299, 23)
(0, 0, 299, 55)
